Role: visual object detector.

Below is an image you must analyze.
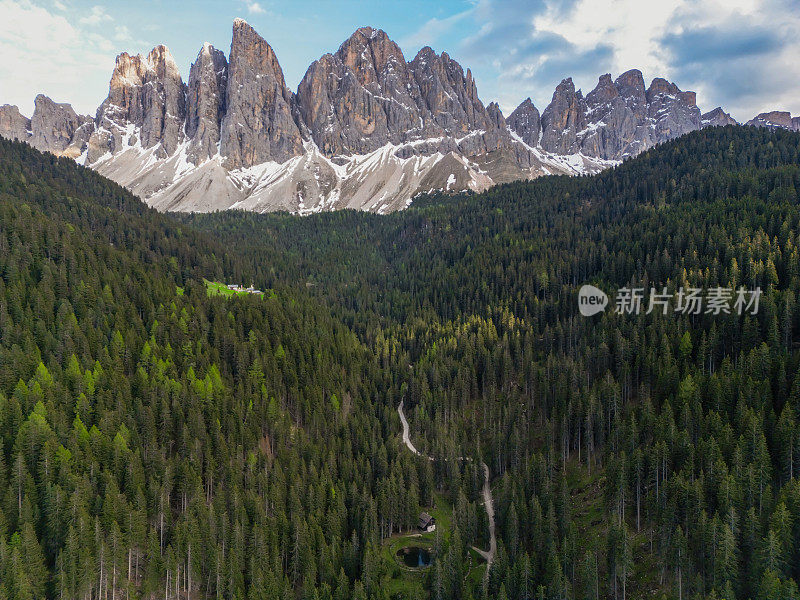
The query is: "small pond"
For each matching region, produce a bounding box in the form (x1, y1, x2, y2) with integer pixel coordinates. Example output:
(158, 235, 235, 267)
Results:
(397, 546, 432, 568)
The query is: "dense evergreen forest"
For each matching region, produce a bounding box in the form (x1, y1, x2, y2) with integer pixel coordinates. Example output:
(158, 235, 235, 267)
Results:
(2, 126, 800, 600)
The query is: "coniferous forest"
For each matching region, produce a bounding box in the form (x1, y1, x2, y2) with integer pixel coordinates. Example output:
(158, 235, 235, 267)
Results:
(2, 126, 800, 599)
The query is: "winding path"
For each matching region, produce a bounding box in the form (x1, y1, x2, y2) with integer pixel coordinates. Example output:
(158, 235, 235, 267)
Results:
(397, 400, 496, 578)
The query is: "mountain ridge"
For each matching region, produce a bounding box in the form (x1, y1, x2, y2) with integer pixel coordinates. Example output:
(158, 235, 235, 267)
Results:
(1, 18, 794, 214)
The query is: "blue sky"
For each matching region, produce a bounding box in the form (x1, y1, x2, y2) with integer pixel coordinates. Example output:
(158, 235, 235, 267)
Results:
(2, 0, 799, 122)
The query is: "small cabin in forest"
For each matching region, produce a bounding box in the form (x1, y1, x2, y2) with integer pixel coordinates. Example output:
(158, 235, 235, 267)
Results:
(418, 512, 436, 532)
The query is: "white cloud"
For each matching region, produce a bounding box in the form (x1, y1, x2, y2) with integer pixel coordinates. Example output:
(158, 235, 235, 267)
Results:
(659, 0, 800, 120)
(459, 0, 800, 121)
(114, 25, 132, 42)
(532, 0, 681, 79)
(79, 4, 111, 26)
(246, 2, 265, 14)
(0, 0, 119, 115)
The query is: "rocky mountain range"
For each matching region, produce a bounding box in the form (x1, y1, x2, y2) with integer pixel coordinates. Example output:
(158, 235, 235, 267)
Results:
(0, 19, 794, 214)
(745, 110, 800, 131)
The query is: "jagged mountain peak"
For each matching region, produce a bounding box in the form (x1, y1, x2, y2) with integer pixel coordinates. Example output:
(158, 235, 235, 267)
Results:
(540, 77, 585, 155)
(702, 107, 737, 127)
(199, 41, 217, 57)
(296, 24, 505, 158)
(111, 45, 180, 82)
(336, 26, 408, 88)
(531, 69, 702, 160)
(346, 25, 390, 42)
(88, 41, 187, 162)
(31, 95, 92, 158)
(646, 76, 678, 94)
(337, 26, 400, 57)
(108, 52, 147, 88)
(613, 69, 646, 97)
(486, 102, 505, 128)
(410, 46, 463, 73)
(586, 74, 619, 106)
(0, 95, 92, 159)
(553, 77, 577, 93)
(506, 97, 541, 148)
(186, 41, 228, 163)
(229, 18, 287, 89)
(148, 44, 178, 65)
(616, 68, 644, 82)
(413, 46, 436, 60)
(646, 77, 696, 105)
(220, 18, 302, 167)
(0, 104, 31, 142)
(33, 93, 79, 115)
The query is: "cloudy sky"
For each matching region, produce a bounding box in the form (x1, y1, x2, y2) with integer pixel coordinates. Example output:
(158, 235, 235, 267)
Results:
(2, 0, 798, 122)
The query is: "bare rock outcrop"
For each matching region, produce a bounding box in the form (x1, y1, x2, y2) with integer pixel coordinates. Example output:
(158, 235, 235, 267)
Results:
(540, 78, 585, 155)
(701, 107, 738, 127)
(295, 27, 420, 156)
(219, 18, 303, 168)
(30, 94, 93, 158)
(88, 45, 187, 162)
(295, 29, 508, 159)
(0, 105, 31, 142)
(646, 77, 701, 143)
(186, 43, 228, 164)
(505, 98, 540, 146)
(746, 111, 800, 131)
(526, 69, 702, 160)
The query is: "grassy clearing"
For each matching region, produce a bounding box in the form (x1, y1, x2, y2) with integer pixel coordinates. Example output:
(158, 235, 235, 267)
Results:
(380, 533, 431, 600)
(428, 492, 453, 541)
(378, 491, 496, 599)
(202, 279, 277, 299)
(378, 492, 453, 599)
(204, 279, 249, 297)
(384, 534, 431, 594)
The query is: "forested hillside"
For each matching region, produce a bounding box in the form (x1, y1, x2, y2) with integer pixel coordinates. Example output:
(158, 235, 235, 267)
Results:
(0, 138, 416, 600)
(186, 126, 800, 600)
(2, 126, 800, 600)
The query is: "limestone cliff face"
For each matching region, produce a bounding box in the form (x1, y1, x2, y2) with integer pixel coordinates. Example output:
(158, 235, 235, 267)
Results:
(702, 107, 738, 127)
(295, 27, 419, 156)
(540, 78, 585, 155)
(0, 105, 32, 142)
(746, 111, 800, 131)
(1, 97, 92, 158)
(646, 78, 701, 142)
(410, 46, 495, 137)
(517, 69, 702, 161)
(613, 69, 649, 122)
(186, 43, 228, 164)
(219, 19, 303, 168)
(295, 29, 505, 158)
(505, 98, 540, 146)
(30, 94, 93, 158)
(88, 45, 186, 162)
(578, 71, 649, 159)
